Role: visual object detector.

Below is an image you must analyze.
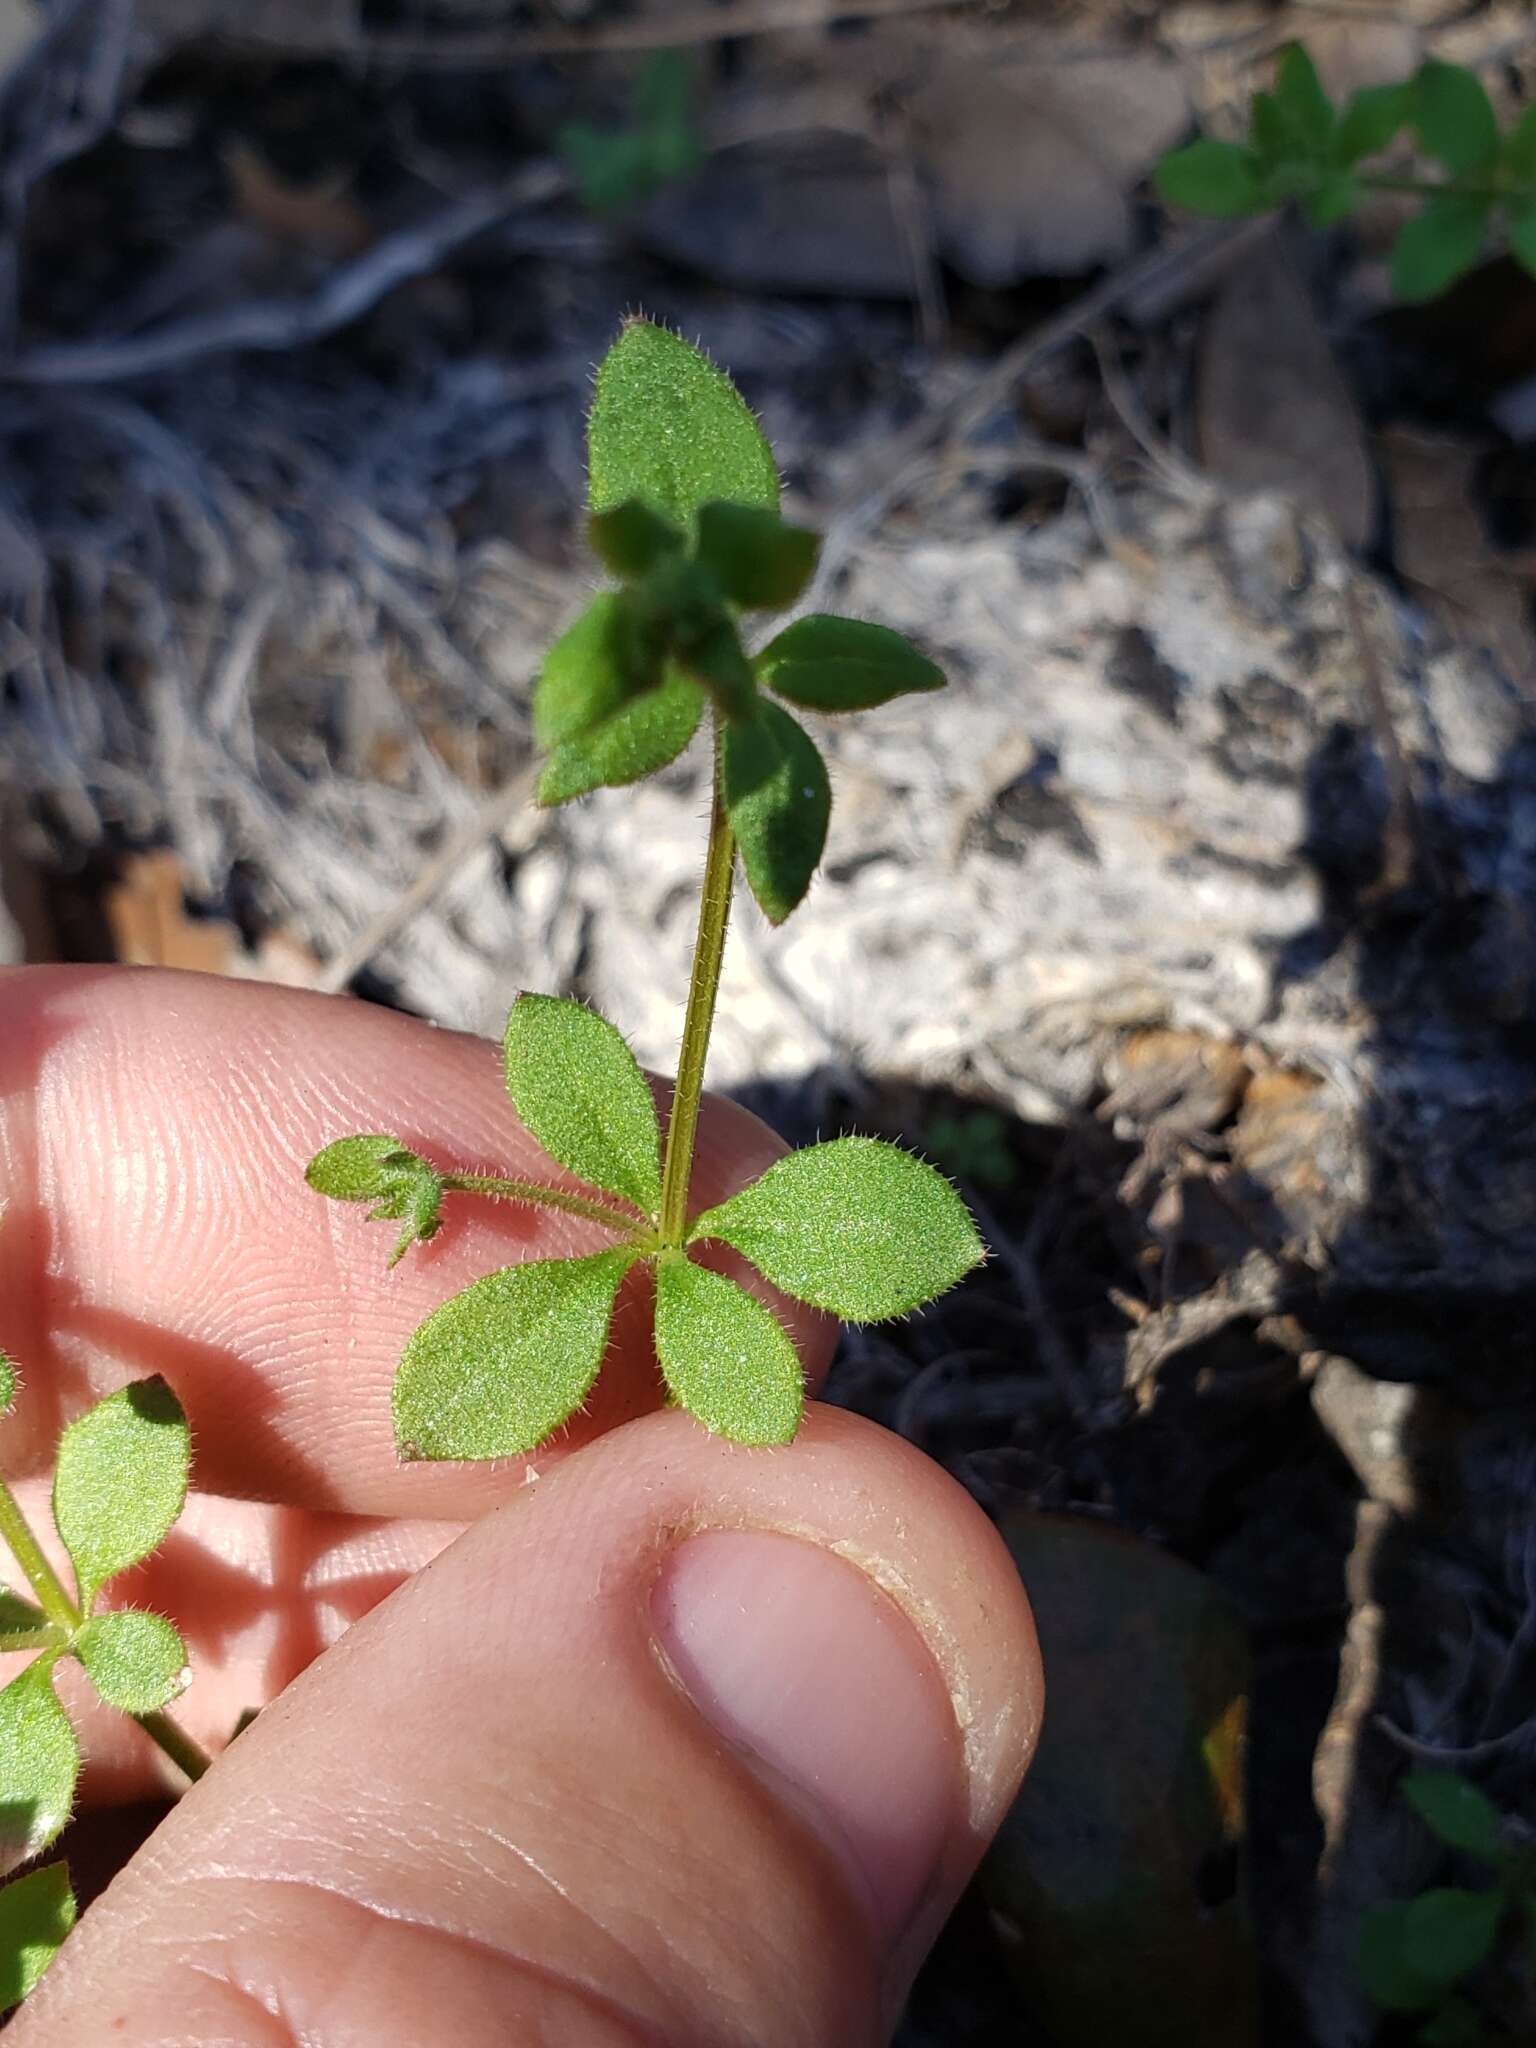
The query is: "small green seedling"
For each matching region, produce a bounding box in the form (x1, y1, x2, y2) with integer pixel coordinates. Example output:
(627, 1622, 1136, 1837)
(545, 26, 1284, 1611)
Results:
(0, 1350, 204, 2006)
(1156, 43, 1536, 301)
(561, 51, 702, 216)
(310, 317, 983, 1460)
(1358, 1769, 1536, 2044)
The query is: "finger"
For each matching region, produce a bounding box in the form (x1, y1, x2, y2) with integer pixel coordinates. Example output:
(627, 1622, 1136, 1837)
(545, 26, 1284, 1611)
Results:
(0, 966, 835, 1517)
(12, 1406, 1041, 2048)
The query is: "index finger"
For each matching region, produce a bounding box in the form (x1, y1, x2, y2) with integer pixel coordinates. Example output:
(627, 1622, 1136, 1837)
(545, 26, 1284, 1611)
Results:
(0, 967, 834, 1518)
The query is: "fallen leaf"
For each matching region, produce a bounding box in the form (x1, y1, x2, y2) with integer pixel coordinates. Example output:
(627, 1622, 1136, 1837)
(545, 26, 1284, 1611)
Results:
(1158, 3, 1270, 53)
(104, 850, 321, 987)
(1380, 426, 1535, 685)
(1100, 1029, 1250, 1136)
(640, 134, 913, 298)
(106, 851, 237, 974)
(1198, 227, 1376, 548)
(1230, 1066, 1352, 1252)
(1301, 15, 1421, 100)
(909, 47, 1188, 283)
(981, 1513, 1259, 2048)
(223, 139, 373, 259)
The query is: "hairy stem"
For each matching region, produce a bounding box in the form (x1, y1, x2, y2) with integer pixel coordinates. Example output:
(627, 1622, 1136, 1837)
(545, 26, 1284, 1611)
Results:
(135, 1709, 212, 1784)
(0, 1626, 55, 1654)
(659, 725, 736, 1247)
(440, 1174, 643, 1237)
(0, 1480, 77, 1632)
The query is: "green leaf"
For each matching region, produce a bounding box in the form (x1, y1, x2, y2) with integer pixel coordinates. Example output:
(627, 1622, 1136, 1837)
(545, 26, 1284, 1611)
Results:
(1508, 200, 1536, 278)
(1503, 104, 1536, 185)
(538, 667, 704, 805)
(305, 1135, 444, 1267)
(1335, 82, 1413, 165)
(51, 1378, 191, 1610)
(694, 503, 819, 611)
(673, 613, 757, 724)
(721, 699, 830, 925)
(633, 48, 698, 161)
(1358, 1901, 1439, 2013)
(588, 319, 779, 530)
(589, 500, 685, 581)
(1154, 138, 1266, 217)
(1273, 42, 1334, 158)
(561, 124, 650, 216)
(72, 1609, 188, 1715)
(1400, 1887, 1504, 1988)
(1403, 1772, 1505, 1860)
(0, 1863, 75, 2010)
(560, 51, 700, 215)
(1414, 61, 1498, 175)
(755, 613, 945, 712)
(1391, 195, 1489, 301)
(503, 993, 661, 1215)
(0, 1351, 13, 1413)
(0, 1590, 44, 1637)
(534, 592, 657, 751)
(1305, 172, 1357, 229)
(1248, 91, 1290, 170)
(690, 1135, 985, 1320)
(0, 1659, 78, 1874)
(394, 1248, 635, 1460)
(653, 1252, 804, 1445)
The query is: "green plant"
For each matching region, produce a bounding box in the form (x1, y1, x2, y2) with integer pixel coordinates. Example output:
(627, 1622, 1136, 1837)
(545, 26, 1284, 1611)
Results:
(1358, 1770, 1536, 2044)
(1155, 44, 1536, 301)
(0, 1348, 206, 2006)
(309, 317, 983, 1460)
(560, 51, 701, 215)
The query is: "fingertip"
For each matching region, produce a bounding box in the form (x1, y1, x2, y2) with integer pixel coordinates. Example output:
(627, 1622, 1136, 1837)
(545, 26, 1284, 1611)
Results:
(15, 1404, 1040, 2048)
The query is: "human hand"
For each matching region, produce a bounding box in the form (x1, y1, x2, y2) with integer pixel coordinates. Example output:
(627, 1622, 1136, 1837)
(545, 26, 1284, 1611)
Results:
(1, 966, 1040, 2045)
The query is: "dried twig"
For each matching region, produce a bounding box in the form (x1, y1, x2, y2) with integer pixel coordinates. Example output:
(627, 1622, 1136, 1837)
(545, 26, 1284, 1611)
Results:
(805, 221, 1255, 606)
(4, 163, 563, 385)
(0, 0, 136, 349)
(964, 1185, 1091, 1424)
(213, 0, 974, 66)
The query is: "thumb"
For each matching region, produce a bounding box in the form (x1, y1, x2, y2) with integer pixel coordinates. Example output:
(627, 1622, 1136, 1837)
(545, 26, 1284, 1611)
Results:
(13, 1407, 1041, 2048)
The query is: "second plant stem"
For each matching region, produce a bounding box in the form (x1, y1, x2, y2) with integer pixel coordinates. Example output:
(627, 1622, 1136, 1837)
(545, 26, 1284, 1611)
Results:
(659, 725, 736, 1249)
(0, 1474, 212, 1784)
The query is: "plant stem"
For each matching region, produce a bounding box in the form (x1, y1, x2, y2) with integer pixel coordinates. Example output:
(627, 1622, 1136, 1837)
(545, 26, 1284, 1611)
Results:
(440, 1174, 642, 1237)
(659, 724, 736, 1247)
(1357, 174, 1513, 203)
(0, 1627, 55, 1653)
(135, 1709, 212, 1784)
(0, 1479, 77, 1632)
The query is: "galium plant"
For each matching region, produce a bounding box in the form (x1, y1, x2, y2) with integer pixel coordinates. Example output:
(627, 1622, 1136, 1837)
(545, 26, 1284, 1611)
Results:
(1156, 44, 1536, 302)
(0, 318, 982, 2008)
(308, 317, 984, 1459)
(1358, 1770, 1536, 2046)
(0, 1348, 204, 2006)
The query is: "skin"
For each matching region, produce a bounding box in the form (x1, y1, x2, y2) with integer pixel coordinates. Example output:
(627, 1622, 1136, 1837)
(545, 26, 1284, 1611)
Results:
(0, 967, 1041, 2046)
